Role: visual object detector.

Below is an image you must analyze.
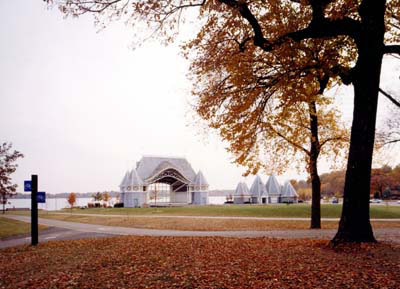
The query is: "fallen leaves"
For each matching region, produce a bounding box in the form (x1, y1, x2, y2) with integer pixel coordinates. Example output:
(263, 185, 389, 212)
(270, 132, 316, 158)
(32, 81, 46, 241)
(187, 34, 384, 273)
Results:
(1, 237, 399, 288)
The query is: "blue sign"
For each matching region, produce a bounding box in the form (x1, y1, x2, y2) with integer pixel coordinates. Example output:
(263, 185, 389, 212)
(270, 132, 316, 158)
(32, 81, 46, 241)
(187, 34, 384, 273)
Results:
(37, 192, 46, 203)
(24, 181, 32, 192)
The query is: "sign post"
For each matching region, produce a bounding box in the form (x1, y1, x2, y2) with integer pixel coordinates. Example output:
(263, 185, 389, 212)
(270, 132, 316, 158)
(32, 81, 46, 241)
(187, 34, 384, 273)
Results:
(24, 181, 32, 192)
(37, 192, 46, 203)
(31, 175, 38, 246)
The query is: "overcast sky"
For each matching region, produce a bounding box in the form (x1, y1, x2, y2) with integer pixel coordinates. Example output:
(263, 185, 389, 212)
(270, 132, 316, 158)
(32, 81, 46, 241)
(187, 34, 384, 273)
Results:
(1, 1, 399, 194)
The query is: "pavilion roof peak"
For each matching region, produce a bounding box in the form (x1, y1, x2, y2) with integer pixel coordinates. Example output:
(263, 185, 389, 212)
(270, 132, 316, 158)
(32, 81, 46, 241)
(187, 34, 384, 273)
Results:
(194, 170, 209, 187)
(127, 168, 144, 186)
(119, 170, 130, 188)
(282, 180, 298, 197)
(250, 175, 267, 197)
(235, 182, 250, 196)
(266, 175, 281, 195)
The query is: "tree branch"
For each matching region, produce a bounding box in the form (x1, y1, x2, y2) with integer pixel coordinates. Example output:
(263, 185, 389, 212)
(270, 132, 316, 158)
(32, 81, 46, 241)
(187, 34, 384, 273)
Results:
(384, 139, 400, 145)
(383, 45, 400, 55)
(379, 88, 400, 108)
(284, 18, 361, 44)
(218, 0, 361, 52)
(331, 65, 354, 85)
(219, 0, 271, 49)
(268, 124, 310, 155)
(320, 136, 346, 148)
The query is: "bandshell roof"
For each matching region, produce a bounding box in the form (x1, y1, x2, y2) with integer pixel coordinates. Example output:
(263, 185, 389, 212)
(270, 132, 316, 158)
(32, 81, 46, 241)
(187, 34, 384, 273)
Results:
(136, 156, 197, 182)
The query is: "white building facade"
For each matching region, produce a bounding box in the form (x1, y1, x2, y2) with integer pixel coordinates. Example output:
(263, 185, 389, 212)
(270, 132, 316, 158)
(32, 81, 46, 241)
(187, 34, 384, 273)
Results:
(233, 182, 251, 204)
(119, 156, 209, 208)
(246, 175, 298, 204)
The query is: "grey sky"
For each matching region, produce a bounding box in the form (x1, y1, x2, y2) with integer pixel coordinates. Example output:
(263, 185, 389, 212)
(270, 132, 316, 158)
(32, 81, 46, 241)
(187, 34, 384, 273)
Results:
(1, 1, 399, 194)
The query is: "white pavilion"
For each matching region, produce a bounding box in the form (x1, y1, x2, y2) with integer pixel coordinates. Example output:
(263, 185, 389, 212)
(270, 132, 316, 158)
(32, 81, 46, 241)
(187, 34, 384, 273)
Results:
(119, 156, 209, 207)
(236, 175, 298, 204)
(233, 182, 251, 204)
(250, 175, 268, 204)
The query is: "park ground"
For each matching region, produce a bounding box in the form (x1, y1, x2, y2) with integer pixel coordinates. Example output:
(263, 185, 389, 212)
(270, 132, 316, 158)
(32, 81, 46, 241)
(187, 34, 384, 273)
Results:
(38, 203, 400, 218)
(1, 236, 399, 288)
(0, 217, 47, 240)
(1, 205, 400, 288)
(3, 204, 400, 233)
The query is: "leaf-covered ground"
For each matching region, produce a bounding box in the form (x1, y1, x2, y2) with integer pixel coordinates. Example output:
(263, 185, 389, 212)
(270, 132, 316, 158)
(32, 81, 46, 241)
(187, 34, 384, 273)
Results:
(1, 237, 399, 288)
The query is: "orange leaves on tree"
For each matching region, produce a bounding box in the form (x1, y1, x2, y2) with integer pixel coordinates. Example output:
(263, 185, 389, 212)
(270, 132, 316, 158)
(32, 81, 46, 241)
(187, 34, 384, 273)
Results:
(67, 192, 77, 209)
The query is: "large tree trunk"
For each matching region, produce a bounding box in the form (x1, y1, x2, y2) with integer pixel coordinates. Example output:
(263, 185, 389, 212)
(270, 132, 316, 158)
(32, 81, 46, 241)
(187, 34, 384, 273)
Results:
(309, 157, 321, 229)
(309, 100, 321, 229)
(332, 0, 386, 244)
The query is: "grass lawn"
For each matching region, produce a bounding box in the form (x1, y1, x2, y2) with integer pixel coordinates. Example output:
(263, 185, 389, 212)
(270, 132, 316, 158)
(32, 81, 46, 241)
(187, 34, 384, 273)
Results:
(6, 205, 400, 231)
(0, 236, 399, 288)
(32, 213, 400, 231)
(40, 204, 400, 218)
(0, 217, 47, 240)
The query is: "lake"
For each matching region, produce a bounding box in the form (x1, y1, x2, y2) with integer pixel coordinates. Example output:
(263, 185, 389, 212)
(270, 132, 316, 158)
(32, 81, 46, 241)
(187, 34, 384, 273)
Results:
(4, 196, 227, 211)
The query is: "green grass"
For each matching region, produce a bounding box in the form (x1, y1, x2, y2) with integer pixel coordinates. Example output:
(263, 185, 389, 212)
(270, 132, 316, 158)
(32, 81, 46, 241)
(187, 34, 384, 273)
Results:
(40, 204, 400, 219)
(0, 217, 47, 240)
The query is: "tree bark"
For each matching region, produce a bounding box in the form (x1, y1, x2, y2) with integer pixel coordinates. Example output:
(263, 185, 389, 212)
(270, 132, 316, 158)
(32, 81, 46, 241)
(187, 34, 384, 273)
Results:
(332, 0, 386, 244)
(309, 100, 321, 229)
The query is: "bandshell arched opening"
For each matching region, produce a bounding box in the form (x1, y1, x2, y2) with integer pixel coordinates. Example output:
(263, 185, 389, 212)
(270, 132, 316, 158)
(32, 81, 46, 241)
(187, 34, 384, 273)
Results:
(145, 168, 191, 204)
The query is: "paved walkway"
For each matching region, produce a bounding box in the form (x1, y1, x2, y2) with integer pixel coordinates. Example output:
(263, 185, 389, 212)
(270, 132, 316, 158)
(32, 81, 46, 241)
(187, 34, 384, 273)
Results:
(48, 212, 400, 222)
(1, 215, 399, 249)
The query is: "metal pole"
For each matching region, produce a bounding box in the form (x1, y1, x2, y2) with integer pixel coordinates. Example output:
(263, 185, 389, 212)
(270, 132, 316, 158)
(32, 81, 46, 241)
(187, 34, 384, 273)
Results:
(31, 175, 38, 246)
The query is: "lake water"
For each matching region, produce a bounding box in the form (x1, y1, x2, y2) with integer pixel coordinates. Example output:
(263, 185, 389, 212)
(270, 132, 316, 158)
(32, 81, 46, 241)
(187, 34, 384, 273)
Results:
(4, 196, 227, 211)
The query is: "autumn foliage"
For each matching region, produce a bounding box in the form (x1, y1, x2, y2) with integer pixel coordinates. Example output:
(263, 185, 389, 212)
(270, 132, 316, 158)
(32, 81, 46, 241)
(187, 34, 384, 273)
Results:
(370, 165, 400, 198)
(45, 0, 400, 242)
(0, 143, 23, 214)
(0, 237, 399, 288)
(293, 164, 400, 199)
(67, 192, 77, 209)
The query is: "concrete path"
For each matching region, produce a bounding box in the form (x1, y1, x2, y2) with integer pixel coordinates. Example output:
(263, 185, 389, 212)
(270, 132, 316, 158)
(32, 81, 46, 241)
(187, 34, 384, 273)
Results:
(48, 212, 400, 222)
(1, 215, 399, 249)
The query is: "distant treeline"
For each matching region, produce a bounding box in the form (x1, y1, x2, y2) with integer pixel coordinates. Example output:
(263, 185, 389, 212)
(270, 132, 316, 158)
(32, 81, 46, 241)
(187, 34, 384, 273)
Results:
(10, 191, 120, 199)
(291, 164, 400, 200)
